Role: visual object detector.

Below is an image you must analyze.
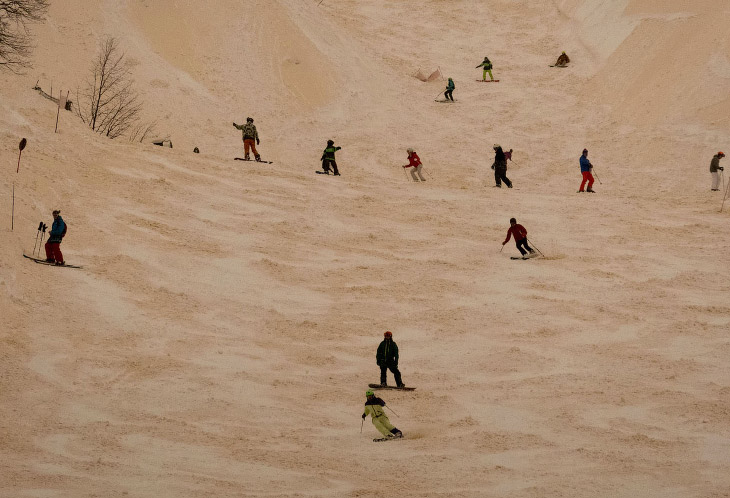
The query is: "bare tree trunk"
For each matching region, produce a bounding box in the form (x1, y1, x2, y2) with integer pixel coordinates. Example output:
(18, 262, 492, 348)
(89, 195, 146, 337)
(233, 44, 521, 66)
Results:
(0, 0, 49, 71)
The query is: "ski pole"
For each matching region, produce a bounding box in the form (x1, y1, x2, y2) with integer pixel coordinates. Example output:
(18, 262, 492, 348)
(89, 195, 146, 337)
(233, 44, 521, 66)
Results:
(591, 166, 602, 184)
(32, 221, 43, 254)
(402, 166, 410, 182)
(526, 238, 544, 257)
(385, 405, 399, 417)
(721, 178, 730, 212)
(360, 418, 364, 433)
(499, 243, 504, 253)
(38, 223, 47, 256)
(434, 88, 446, 99)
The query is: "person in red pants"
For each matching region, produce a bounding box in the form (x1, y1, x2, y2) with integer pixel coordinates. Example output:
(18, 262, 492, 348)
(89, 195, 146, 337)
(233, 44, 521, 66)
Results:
(578, 148, 595, 193)
(44, 210, 66, 265)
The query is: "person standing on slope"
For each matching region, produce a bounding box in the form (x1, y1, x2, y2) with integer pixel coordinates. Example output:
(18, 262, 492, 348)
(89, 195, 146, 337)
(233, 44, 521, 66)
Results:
(578, 148, 596, 193)
(476, 56, 495, 81)
(444, 77, 455, 101)
(503, 217, 535, 258)
(377, 331, 404, 388)
(403, 148, 426, 182)
(554, 51, 570, 67)
(45, 209, 66, 265)
(492, 144, 512, 188)
(321, 140, 341, 176)
(233, 117, 261, 162)
(362, 390, 403, 440)
(710, 151, 725, 191)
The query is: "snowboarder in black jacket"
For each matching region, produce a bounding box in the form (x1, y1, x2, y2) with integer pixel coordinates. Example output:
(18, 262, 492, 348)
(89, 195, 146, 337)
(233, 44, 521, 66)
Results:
(376, 331, 404, 387)
(492, 144, 512, 188)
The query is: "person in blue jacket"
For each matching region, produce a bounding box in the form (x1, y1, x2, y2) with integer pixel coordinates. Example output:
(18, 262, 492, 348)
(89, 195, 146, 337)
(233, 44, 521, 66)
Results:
(444, 78, 455, 101)
(578, 148, 595, 193)
(44, 209, 66, 265)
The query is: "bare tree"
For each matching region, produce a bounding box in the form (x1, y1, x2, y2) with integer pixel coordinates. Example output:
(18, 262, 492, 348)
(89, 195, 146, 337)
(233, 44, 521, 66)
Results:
(0, 0, 49, 71)
(128, 120, 158, 143)
(77, 37, 143, 139)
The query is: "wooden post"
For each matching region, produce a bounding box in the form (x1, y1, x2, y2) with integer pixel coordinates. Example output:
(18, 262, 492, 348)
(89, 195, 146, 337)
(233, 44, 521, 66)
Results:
(55, 90, 61, 133)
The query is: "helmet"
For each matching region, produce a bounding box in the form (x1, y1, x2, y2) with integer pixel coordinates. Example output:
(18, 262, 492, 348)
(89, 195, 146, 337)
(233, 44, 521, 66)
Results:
(583, 148, 588, 153)
(493, 144, 500, 149)
(718, 152, 725, 157)
(366, 390, 374, 396)
(562, 51, 566, 54)
(246, 117, 253, 122)
(509, 217, 516, 223)
(327, 140, 334, 146)
(384, 331, 392, 338)
(407, 147, 414, 153)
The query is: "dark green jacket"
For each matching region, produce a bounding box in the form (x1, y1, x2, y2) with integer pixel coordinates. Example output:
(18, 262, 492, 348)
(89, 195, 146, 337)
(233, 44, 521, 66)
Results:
(376, 339, 399, 366)
(476, 58, 493, 70)
(321, 146, 341, 161)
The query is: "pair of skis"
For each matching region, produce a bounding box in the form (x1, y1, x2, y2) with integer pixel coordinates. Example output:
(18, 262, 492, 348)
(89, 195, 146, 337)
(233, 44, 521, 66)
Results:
(23, 253, 83, 269)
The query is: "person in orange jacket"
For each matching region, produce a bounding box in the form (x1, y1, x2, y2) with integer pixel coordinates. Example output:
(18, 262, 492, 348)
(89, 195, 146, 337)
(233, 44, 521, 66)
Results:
(403, 147, 426, 182)
(503, 218, 535, 257)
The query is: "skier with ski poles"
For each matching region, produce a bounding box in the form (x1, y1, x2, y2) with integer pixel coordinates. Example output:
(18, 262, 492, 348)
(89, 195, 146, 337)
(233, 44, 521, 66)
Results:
(492, 145, 512, 188)
(403, 148, 426, 182)
(44, 210, 66, 265)
(320, 140, 342, 176)
(578, 148, 596, 193)
(233, 117, 262, 162)
(503, 218, 536, 258)
(377, 331, 405, 388)
(476, 56, 495, 81)
(362, 390, 403, 440)
(710, 152, 725, 191)
(444, 77, 455, 101)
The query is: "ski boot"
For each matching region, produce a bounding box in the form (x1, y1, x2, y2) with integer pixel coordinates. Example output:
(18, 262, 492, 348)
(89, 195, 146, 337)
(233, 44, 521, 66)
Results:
(244, 154, 250, 161)
(255, 154, 262, 162)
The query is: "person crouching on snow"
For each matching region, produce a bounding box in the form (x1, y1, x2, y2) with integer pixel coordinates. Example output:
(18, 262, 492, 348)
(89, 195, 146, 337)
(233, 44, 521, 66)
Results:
(403, 148, 426, 182)
(362, 390, 403, 439)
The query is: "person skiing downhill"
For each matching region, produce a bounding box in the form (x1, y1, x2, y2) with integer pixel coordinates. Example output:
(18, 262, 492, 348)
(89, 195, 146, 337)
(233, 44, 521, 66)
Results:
(554, 51, 570, 67)
(578, 148, 595, 193)
(476, 56, 494, 81)
(233, 117, 261, 161)
(44, 209, 66, 265)
(710, 152, 725, 191)
(377, 331, 404, 388)
(321, 140, 341, 176)
(444, 77, 455, 101)
(492, 144, 512, 188)
(403, 148, 426, 182)
(503, 217, 535, 257)
(362, 390, 403, 440)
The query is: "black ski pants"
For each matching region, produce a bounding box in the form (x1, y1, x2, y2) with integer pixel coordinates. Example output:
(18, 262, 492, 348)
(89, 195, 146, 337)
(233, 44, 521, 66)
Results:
(380, 363, 403, 386)
(322, 159, 340, 175)
(444, 89, 454, 101)
(516, 237, 534, 255)
(494, 166, 512, 187)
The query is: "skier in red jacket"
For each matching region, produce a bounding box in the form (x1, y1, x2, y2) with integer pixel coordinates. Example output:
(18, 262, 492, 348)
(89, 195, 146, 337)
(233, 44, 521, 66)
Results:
(503, 218, 535, 257)
(403, 148, 426, 181)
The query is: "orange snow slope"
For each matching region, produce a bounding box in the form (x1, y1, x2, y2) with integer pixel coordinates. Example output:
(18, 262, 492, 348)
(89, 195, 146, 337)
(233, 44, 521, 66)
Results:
(1, 1, 729, 497)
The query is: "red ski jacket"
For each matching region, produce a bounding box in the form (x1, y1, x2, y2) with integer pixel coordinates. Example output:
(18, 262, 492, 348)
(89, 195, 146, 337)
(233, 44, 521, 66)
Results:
(504, 224, 527, 243)
(405, 152, 422, 168)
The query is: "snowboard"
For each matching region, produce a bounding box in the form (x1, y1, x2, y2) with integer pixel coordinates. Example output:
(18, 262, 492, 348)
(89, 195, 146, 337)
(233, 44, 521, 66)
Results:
(368, 384, 416, 391)
(234, 157, 274, 164)
(476, 80, 500, 82)
(23, 253, 83, 269)
(374, 436, 404, 442)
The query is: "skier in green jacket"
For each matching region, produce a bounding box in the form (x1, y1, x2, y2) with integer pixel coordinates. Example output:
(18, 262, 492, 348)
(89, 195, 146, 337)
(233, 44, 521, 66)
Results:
(321, 140, 341, 175)
(362, 390, 403, 439)
(476, 56, 494, 81)
(444, 77, 455, 101)
(377, 331, 404, 387)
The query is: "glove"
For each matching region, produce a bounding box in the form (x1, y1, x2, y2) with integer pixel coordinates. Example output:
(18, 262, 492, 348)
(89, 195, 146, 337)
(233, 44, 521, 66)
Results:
(491, 165, 495, 170)
(720, 167, 724, 171)
(502, 241, 506, 245)
(362, 413, 366, 419)
(256, 138, 260, 145)
(233, 122, 237, 127)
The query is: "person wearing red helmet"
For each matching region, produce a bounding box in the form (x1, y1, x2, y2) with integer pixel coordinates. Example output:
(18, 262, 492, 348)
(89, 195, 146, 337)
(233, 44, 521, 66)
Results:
(376, 331, 404, 388)
(710, 152, 725, 191)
